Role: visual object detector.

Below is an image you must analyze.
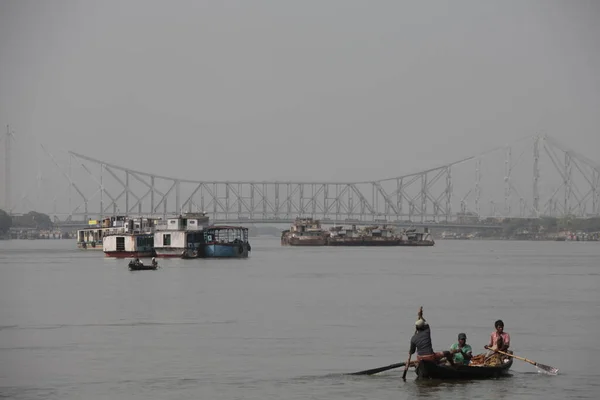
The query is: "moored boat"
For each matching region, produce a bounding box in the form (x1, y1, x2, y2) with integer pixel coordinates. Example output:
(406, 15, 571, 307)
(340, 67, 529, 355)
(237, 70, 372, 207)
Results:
(325, 225, 435, 246)
(327, 224, 402, 246)
(281, 217, 328, 246)
(398, 228, 435, 246)
(415, 356, 513, 380)
(102, 217, 159, 258)
(153, 213, 210, 258)
(103, 233, 155, 258)
(203, 225, 251, 258)
(77, 216, 127, 250)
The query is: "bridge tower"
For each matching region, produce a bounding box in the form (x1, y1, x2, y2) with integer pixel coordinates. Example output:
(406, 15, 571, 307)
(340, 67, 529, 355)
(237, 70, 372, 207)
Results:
(3, 125, 15, 211)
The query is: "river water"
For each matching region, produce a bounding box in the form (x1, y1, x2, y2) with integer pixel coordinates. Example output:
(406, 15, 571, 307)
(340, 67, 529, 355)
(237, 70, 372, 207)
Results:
(1, 238, 598, 399)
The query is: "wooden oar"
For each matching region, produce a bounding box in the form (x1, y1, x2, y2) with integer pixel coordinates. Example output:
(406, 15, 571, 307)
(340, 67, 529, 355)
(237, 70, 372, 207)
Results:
(401, 354, 412, 380)
(349, 361, 408, 376)
(493, 349, 559, 375)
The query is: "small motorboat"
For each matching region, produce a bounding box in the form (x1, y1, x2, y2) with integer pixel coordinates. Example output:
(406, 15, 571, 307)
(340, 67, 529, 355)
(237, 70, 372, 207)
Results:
(128, 260, 159, 271)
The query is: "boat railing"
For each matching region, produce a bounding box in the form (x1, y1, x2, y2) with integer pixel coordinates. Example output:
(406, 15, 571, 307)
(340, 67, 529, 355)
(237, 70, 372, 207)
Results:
(204, 227, 249, 243)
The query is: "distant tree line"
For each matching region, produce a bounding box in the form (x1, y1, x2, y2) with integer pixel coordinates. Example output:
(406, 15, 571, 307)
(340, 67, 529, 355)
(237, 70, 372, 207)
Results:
(0, 209, 11, 234)
(501, 215, 600, 237)
(0, 211, 54, 232)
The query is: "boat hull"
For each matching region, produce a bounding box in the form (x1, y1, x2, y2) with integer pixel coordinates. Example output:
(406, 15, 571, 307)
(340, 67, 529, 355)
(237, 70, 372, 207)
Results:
(154, 247, 188, 258)
(397, 241, 435, 246)
(128, 262, 158, 271)
(105, 250, 155, 258)
(283, 237, 327, 246)
(204, 243, 249, 258)
(416, 358, 513, 380)
(181, 248, 201, 259)
(328, 239, 401, 246)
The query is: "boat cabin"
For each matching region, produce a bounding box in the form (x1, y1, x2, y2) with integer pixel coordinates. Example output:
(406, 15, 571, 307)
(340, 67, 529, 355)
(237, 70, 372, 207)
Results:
(77, 215, 128, 248)
(290, 217, 323, 233)
(158, 212, 210, 231)
(204, 225, 249, 244)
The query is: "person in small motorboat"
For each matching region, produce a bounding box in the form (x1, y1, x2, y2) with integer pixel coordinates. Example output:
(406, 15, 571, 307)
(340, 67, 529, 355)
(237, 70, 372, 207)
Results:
(134, 258, 143, 266)
(449, 332, 473, 365)
(408, 308, 454, 365)
(151, 257, 157, 267)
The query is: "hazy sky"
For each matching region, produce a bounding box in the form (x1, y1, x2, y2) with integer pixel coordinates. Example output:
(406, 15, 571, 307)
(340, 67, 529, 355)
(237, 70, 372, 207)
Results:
(1, 0, 599, 203)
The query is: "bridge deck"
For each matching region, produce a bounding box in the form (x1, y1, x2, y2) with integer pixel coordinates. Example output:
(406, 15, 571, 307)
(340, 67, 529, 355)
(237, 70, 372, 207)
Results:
(52, 218, 501, 230)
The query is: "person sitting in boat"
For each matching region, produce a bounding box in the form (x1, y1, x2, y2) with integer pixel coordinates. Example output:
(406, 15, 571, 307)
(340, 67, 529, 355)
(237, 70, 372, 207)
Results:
(134, 258, 143, 266)
(408, 308, 454, 365)
(449, 332, 473, 365)
(151, 257, 157, 267)
(484, 319, 510, 353)
(484, 320, 511, 365)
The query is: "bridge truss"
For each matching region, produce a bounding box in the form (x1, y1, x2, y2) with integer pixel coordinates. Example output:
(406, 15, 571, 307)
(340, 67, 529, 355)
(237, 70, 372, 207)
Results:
(11, 134, 600, 223)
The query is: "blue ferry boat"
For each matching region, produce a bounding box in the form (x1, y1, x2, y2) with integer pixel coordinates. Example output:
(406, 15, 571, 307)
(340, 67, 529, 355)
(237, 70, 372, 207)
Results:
(203, 226, 251, 258)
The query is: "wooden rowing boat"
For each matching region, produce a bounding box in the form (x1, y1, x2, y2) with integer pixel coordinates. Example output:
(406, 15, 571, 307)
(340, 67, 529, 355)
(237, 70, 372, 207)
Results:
(128, 261, 158, 271)
(416, 357, 513, 380)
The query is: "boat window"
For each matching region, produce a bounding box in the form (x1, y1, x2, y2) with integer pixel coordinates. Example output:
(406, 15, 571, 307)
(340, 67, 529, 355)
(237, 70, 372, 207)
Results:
(205, 228, 247, 243)
(163, 233, 171, 246)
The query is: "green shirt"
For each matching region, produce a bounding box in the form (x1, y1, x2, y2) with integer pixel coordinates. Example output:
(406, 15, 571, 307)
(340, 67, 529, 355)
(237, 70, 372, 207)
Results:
(450, 343, 472, 365)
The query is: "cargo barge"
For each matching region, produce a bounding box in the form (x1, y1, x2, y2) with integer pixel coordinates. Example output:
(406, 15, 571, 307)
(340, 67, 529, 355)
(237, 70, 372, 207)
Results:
(281, 218, 328, 246)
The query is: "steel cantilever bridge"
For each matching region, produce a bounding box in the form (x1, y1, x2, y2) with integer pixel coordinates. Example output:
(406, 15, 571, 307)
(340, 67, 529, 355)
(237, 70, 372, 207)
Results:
(9, 134, 600, 228)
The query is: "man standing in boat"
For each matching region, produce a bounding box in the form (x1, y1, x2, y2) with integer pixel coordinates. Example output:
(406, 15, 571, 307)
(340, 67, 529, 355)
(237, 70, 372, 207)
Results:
(408, 307, 453, 365)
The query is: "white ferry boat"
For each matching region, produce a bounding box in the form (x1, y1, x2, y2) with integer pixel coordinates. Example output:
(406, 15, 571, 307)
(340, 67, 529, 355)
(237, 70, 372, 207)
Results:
(102, 217, 159, 258)
(153, 213, 210, 258)
(76, 216, 127, 250)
